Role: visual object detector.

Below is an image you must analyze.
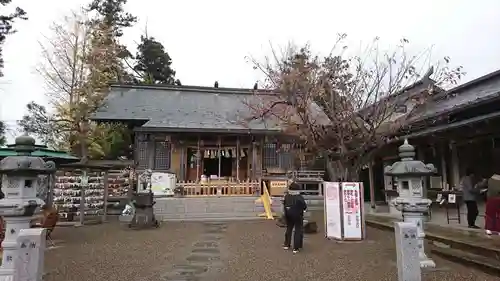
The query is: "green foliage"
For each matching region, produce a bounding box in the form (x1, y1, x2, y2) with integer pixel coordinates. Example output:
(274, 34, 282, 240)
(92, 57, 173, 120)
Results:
(87, 0, 136, 37)
(17, 102, 61, 147)
(88, 123, 131, 159)
(0, 0, 27, 77)
(0, 120, 6, 146)
(133, 35, 179, 84)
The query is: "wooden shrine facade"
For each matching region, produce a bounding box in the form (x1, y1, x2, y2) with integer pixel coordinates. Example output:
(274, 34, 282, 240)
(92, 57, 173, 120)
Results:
(90, 83, 327, 188)
(134, 132, 297, 182)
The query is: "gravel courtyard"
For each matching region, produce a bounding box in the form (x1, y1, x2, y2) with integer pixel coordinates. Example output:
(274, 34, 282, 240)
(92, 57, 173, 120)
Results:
(43, 220, 499, 281)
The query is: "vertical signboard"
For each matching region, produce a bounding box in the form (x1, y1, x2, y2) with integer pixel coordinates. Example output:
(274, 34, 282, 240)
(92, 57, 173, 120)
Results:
(341, 182, 364, 240)
(324, 182, 365, 241)
(324, 182, 342, 239)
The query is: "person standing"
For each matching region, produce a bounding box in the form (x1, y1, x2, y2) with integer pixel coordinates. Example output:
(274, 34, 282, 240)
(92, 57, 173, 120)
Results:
(460, 168, 487, 229)
(283, 182, 307, 253)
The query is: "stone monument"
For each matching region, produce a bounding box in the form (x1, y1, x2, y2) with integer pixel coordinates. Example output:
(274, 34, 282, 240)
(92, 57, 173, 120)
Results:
(14, 228, 47, 281)
(395, 222, 421, 281)
(0, 135, 56, 281)
(385, 139, 436, 268)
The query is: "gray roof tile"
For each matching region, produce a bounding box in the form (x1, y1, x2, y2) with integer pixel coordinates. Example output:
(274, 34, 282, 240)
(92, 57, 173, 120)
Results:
(92, 85, 328, 132)
(411, 71, 500, 122)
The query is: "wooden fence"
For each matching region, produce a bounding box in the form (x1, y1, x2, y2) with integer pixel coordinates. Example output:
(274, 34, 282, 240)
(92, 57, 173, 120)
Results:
(176, 180, 260, 196)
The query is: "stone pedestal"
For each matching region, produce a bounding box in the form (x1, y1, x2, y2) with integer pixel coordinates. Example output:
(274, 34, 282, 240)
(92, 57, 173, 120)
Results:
(393, 198, 435, 268)
(14, 228, 46, 281)
(395, 222, 421, 281)
(0, 217, 33, 280)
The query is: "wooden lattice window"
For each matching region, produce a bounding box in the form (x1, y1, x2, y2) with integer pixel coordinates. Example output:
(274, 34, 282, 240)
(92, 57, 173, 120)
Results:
(135, 134, 172, 170)
(135, 134, 149, 169)
(154, 141, 171, 170)
(279, 144, 294, 171)
(263, 143, 279, 169)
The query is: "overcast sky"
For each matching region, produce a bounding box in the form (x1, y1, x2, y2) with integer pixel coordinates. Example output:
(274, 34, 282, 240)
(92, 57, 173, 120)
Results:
(1, 0, 500, 140)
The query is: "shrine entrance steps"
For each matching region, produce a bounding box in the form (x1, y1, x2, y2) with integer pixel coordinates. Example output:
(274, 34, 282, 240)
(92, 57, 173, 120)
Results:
(154, 196, 263, 221)
(153, 195, 325, 221)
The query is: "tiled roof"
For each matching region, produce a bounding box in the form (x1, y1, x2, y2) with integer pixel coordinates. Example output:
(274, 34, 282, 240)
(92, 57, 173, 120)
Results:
(410, 70, 500, 122)
(92, 84, 328, 133)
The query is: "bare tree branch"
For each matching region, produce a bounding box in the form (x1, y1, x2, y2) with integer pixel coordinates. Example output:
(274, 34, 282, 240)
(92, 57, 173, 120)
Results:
(244, 34, 464, 180)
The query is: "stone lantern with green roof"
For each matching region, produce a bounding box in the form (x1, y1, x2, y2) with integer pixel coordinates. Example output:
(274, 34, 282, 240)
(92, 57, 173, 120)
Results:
(384, 139, 436, 268)
(0, 134, 57, 280)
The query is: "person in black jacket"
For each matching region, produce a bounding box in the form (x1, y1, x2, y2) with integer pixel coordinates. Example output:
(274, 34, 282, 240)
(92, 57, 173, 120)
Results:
(283, 182, 307, 253)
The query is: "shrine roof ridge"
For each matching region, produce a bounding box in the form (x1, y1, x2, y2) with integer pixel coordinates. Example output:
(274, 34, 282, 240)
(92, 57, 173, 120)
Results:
(91, 83, 310, 133)
(110, 84, 275, 95)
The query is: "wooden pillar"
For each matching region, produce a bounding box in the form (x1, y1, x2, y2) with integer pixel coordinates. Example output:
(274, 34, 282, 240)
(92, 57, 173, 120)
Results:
(196, 136, 201, 182)
(127, 166, 135, 199)
(147, 138, 155, 170)
(236, 136, 240, 182)
(218, 136, 222, 178)
(368, 161, 376, 209)
(251, 140, 257, 180)
(79, 169, 87, 226)
(440, 143, 448, 190)
(179, 145, 186, 181)
(450, 141, 460, 189)
(247, 143, 251, 180)
(259, 138, 264, 178)
(102, 170, 109, 223)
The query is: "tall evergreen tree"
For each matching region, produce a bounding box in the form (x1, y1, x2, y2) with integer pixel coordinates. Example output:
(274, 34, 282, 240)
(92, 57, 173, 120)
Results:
(0, 0, 27, 77)
(133, 35, 178, 84)
(87, 0, 135, 37)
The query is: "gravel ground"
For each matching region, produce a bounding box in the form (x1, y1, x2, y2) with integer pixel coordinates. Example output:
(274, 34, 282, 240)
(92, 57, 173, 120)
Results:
(219, 221, 500, 281)
(43, 220, 499, 281)
(44, 221, 203, 281)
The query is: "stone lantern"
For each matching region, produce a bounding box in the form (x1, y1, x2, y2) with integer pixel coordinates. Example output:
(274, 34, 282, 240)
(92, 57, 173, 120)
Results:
(384, 139, 436, 268)
(0, 135, 56, 280)
(138, 169, 152, 193)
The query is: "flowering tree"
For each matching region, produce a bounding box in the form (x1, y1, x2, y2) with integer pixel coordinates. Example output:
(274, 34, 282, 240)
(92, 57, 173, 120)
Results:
(245, 34, 464, 180)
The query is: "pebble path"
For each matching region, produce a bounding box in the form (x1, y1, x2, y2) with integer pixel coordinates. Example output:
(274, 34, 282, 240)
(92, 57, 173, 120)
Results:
(161, 222, 228, 281)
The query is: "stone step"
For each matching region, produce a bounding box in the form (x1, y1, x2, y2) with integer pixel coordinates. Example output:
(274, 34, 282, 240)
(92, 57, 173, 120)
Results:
(162, 216, 262, 222)
(430, 243, 500, 275)
(152, 196, 325, 222)
(157, 212, 260, 221)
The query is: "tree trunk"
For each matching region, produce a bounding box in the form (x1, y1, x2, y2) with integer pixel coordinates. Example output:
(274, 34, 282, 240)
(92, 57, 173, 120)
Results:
(79, 121, 89, 163)
(324, 156, 361, 182)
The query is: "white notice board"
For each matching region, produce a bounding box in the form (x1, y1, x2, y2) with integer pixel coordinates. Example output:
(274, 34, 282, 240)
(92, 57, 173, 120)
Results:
(341, 182, 364, 240)
(324, 182, 342, 239)
(324, 182, 365, 241)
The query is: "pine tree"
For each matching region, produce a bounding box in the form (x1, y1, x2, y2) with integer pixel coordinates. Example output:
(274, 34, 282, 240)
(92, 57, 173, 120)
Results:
(133, 35, 178, 84)
(0, 0, 27, 77)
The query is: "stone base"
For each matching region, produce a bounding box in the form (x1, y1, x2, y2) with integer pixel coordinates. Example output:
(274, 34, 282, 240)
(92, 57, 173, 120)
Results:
(420, 258, 436, 268)
(0, 271, 14, 281)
